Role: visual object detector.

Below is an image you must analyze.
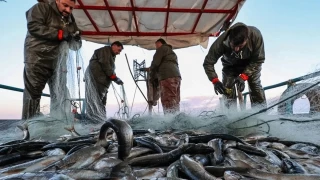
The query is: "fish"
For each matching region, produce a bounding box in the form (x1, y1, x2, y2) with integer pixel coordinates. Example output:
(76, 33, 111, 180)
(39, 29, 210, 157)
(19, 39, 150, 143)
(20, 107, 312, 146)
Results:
(17, 123, 29, 141)
(0, 170, 111, 180)
(96, 118, 133, 160)
(235, 143, 267, 157)
(245, 137, 280, 144)
(45, 146, 106, 170)
(166, 160, 180, 178)
(224, 170, 253, 180)
(226, 148, 265, 170)
(204, 166, 249, 177)
(189, 134, 246, 144)
(66, 144, 90, 156)
(135, 137, 163, 153)
(127, 147, 153, 159)
(244, 132, 270, 141)
(281, 158, 308, 174)
(92, 157, 122, 170)
(289, 143, 319, 155)
(133, 168, 166, 179)
(270, 142, 287, 151)
(278, 140, 320, 149)
(245, 168, 320, 180)
(192, 154, 210, 166)
(268, 148, 291, 160)
(64, 125, 81, 137)
(0, 147, 13, 155)
(110, 161, 136, 180)
(0, 141, 50, 152)
(208, 138, 224, 165)
(129, 143, 214, 167)
(42, 148, 66, 156)
(0, 155, 64, 177)
(179, 154, 217, 180)
(41, 139, 97, 151)
(283, 149, 317, 159)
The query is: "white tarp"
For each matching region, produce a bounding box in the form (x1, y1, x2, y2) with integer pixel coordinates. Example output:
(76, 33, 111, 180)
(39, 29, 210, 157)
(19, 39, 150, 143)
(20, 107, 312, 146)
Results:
(73, 0, 246, 50)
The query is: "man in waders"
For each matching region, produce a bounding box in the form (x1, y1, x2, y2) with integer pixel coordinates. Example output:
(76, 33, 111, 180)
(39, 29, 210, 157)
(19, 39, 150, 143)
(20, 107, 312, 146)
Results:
(22, 0, 82, 120)
(84, 41, 124, 124)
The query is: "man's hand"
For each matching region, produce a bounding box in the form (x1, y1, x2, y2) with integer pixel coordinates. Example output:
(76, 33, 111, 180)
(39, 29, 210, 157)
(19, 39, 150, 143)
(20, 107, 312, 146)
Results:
(212, 78, 226, 95)
(234, 74, 248, 92)
(59, 30, 81, 42)
(72, 31, 81, 42)
(61, 30, 72, 41)
(114, 77, 124, 85)
(73, 34, 81, 42)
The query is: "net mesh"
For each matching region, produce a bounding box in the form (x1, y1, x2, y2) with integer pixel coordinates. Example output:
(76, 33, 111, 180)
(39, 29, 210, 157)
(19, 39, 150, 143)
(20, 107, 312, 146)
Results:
(27, 40, 89, 140)
(21, 40, 320, 144)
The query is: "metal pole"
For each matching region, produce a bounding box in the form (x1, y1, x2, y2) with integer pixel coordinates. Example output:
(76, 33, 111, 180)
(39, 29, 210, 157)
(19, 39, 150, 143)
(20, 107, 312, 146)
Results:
(237, 86, 244, 110)
(0, 84, 50, 97)
(242, 70, 320, 97)
(146, 72, 152, 115)
(228, 81, 320, 126)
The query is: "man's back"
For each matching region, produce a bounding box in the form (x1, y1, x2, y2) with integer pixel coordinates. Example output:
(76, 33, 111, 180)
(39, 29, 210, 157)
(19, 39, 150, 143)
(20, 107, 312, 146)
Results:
(152, 44, 181, 81)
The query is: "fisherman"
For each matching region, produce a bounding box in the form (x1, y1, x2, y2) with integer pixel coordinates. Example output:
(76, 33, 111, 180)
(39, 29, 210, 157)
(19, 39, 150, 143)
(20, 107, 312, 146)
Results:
(22, 0, 82, 120)
(142, 39, 182, 115)
(203, 22, 267, 109)
(84, 41, 124, 124)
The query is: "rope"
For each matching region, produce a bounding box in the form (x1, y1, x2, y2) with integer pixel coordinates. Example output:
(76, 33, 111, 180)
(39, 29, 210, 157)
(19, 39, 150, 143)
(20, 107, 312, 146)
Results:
(75, 50, 82, 115)
(120, 84, 130, 119)
(130, 86, 138, 116)
(110, 83, 131, 119)
(111, 83, 121, 118)
(142, 104, 149, 115)
(228, 117, 320, 130)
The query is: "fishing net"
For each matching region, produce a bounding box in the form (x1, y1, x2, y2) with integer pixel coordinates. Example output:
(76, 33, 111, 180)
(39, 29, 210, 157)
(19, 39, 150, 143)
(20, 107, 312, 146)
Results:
(11, 37, 320, 144)
(128, 69, 320, 145)
(27, 40, 89, 140)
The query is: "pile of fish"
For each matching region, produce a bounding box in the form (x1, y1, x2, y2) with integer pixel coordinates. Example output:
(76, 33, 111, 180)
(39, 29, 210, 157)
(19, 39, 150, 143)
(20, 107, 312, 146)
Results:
(1, 118, 320, 179)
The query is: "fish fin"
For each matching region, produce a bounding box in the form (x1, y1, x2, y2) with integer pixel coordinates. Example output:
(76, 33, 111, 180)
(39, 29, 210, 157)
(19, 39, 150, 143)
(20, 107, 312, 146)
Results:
(64, 127, 72, 132)
(4, 168, 26, 175)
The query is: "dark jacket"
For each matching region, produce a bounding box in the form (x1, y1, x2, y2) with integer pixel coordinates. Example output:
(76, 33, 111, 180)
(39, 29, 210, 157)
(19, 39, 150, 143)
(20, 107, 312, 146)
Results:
(150, 44, 181, 81)
(24, 1, 81, 69)
(88, 46, 116, 85)
(203, 22, 265, 81)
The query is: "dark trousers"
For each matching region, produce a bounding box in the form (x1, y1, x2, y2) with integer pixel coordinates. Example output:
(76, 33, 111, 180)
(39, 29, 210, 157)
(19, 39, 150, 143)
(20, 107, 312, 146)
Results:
(22, 62, 72, 120)
(222, 66, 267, 109)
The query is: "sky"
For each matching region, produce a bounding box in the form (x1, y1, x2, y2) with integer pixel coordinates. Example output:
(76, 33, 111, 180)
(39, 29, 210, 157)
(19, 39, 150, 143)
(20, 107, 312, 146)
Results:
(0, 0, 319, 119)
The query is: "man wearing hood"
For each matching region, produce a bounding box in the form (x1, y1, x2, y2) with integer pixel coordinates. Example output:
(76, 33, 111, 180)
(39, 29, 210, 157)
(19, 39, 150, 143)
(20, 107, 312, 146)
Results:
(22, 0, 82, 120)
(149, 38, 182, 114)
(84, 41, 124, 124)
(203, 22, 267, 109)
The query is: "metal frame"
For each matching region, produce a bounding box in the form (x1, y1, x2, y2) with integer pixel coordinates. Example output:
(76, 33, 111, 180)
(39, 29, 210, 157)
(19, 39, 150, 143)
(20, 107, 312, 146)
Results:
(241, 71, 320, 110)
(0, 84, 86, 116)
(75, 0, 244, 37)
(133, 59, 147, 82)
